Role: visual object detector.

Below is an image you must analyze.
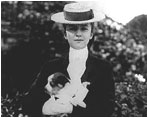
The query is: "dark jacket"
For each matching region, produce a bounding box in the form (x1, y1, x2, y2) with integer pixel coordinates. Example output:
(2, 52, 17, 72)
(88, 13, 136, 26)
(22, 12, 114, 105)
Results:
(22, 52, 115, 117)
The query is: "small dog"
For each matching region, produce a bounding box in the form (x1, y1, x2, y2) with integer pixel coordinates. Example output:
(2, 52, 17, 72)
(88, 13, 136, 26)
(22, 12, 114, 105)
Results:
(43, 72, 72, 116)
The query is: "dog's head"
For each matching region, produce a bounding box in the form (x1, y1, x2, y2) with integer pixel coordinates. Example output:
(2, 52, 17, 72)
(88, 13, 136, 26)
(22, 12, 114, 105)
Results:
(45, 72, 69, 95)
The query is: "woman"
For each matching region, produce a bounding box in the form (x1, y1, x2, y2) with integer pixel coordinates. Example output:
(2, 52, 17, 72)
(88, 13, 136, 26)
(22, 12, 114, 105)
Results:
(22, 2, 115, 117)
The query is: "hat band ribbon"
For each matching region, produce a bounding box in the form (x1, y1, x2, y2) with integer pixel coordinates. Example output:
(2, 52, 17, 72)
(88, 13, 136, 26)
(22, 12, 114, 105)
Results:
(64, 9, 94, 21)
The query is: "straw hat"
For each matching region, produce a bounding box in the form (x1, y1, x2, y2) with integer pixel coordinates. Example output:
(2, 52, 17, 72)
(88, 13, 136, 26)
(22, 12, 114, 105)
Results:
(51, 2, 105, 24)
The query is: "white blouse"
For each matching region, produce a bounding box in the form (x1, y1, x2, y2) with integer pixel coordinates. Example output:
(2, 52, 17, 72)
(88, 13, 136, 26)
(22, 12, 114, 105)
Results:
(67, 47, 88, 85)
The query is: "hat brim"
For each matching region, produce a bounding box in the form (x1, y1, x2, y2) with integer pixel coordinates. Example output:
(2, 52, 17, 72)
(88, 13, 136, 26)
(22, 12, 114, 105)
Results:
(51, 12, 105, 24)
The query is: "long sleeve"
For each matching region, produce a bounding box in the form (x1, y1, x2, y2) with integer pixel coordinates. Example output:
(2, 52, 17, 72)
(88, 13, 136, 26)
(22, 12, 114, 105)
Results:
(22, 59, 63, 116)
(22, 67, 50, 116)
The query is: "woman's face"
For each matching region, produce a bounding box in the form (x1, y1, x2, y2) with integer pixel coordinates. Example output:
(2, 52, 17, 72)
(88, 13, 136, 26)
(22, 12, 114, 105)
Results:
(64, 23, 93, 50)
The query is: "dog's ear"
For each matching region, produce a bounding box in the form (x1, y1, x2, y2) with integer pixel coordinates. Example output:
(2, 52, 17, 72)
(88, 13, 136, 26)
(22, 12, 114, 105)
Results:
(52, 72, 70, 86)
(53, 72, 69, 80)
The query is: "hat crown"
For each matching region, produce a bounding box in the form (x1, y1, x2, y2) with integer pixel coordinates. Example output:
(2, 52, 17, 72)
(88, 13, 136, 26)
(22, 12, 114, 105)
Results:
(64, 3, 90, 12)
(51, 2, 105, 24)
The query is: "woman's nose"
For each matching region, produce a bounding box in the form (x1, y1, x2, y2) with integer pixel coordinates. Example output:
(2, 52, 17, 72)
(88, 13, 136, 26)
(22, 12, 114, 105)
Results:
(76, 29, 82, 37)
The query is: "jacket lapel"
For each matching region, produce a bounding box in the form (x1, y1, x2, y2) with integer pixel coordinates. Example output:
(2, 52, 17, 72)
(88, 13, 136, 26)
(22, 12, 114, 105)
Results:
(81, 53, 93, 82)
(61, 52, 70, 79)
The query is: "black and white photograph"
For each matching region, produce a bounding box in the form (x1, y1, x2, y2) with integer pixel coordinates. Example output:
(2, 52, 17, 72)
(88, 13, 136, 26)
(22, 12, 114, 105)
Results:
(1, 0, 147, 117)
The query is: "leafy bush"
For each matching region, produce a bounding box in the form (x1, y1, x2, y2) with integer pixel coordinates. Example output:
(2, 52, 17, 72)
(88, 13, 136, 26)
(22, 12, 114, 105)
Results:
(1, 91, 25, 117)
(112, 74, 147, 116)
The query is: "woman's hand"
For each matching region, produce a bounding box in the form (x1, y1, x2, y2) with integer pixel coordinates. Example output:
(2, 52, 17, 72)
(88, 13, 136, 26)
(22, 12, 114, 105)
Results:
(42, 96, 73, 116)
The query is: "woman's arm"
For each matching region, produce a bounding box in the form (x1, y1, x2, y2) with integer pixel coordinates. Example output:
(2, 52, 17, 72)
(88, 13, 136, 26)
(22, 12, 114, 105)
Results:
(22, 72, 50, 116)
(22, 60, 57, 116)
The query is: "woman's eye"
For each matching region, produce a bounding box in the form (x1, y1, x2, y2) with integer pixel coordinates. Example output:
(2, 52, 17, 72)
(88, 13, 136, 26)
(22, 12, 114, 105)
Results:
(81, 27, 88, 31)
(68, 27, 77, 31)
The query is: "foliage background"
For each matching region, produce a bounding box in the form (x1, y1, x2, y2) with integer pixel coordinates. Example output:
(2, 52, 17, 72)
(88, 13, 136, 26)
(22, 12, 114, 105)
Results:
(1, 1, 147, 117)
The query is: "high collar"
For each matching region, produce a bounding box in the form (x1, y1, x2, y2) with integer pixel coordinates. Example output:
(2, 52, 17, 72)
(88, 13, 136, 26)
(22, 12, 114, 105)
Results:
(69, 47, 88, 56)
(61, 48, 94, 69)
(69, 47, 88, 63)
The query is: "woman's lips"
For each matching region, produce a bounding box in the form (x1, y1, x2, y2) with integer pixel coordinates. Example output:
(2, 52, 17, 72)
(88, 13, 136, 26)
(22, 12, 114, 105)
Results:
(74, 39, 83, 41)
